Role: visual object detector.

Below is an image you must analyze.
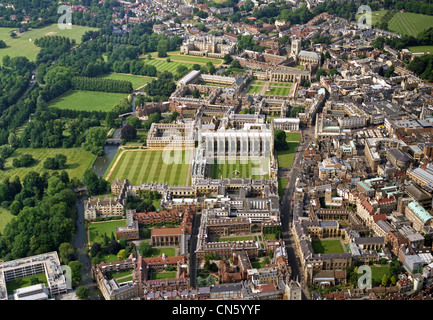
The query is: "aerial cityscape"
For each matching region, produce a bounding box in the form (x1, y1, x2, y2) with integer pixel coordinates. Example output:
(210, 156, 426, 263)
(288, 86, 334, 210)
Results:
(0, 0, 433, 304)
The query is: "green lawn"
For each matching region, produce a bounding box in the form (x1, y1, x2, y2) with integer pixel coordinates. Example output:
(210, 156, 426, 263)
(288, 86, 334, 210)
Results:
(247, 85, 261, 94)
(277, 177, 288, 198)
(269, 82, 293, 87)
(6, 273, 48, 295)
(149, 50, 223, 65)
(98, 73, 155, 90)
(210, 159, 270, 179)
(277, 142, 298, 168)
(0, 147, 96, 182)
(388, 12, 433, 37)
(371, 266, 391, 283)
(311, 239, 344, 254)
(408, 46, 433, 53)
(88, 220, 126, 245)
(106, 149, 192, 186)
(217, 236, 253, 242)
(0, 208, 14, 234)
(355, 10, 389, 26)
(251, 81, 265, 85)
(48, 90, 127, 112)
(107, 270, 132, 280)
(285, 132, 300, 142)
(151, 271, 177, 280)
(0, 24, 98, 64)
(265, 86, 291, 96)
(142, 58, 194, 74)
(264, 233, 277, 240)
(140, 242, 176, 258)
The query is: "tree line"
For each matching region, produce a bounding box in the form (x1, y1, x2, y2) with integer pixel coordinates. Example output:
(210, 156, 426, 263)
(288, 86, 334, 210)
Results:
(71, 76, 133, 93)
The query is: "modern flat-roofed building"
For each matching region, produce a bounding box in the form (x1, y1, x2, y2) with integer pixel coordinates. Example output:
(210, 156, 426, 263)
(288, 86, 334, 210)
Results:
(0, 251, 68, 300)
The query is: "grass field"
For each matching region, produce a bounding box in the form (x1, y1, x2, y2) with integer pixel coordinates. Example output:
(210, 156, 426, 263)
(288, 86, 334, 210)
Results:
(98, 73, 155, 90)
(0, 208, 14, 234)
(107, 149, 192, 186)
(371, 266, 391, 283)
(408, 46, 433, 53)
(276, 142, 298, 168)
(265, 86, 291, 96)
(140, 245, 176, 258)
(47, 90, 127, 112)
(388, 12, 433, 37)
(285, 132, 300, 142)
(6, 273, 48, 295)
(149, 50, 223, 66)
(0, 147, 96, 182)
(355, 10, 389, 26)
(210, 159, 270, 179)
(88, 220, 126, 245)
(277, 177, 288, 198)
(311, 239, 344, 254)
(218, 236, 253, 242)
(0, 24, 98, 63)
(269, 82, 293, 87)
(142, 58, 194, 74)
(247, 85, 261, 94)
(151, 271, 177, 280)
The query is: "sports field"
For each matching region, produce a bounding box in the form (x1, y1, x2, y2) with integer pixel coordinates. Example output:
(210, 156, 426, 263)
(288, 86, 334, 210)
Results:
(311, 239, 344, 254)
(0, 24, 98, 63)
(210, 159, 270, 179)
(388, 12, 433, 37)
(106, 149, 192, 186)
(277, 142, 298, 168)
(0, 147, 96, 182)
(97, 73, 154, 90)
(47, 90, 127, 112)
(88, 220, 126, 245)
(149, 50, 223, 66)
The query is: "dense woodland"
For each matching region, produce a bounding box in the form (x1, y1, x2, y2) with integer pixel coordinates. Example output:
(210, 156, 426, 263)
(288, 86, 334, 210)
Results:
(71, 76, 133, 93)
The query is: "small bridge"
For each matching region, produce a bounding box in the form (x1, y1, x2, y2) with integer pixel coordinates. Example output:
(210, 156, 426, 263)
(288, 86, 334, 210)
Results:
(118, 112, 133, 118)
(105, 139, 122, 145)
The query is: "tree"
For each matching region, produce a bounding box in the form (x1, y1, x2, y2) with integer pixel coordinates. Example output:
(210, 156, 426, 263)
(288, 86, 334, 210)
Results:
(121, 124, 137, 142)
(138, 241, 153, 257)
(117, 249, 128, 260)
(8, 132, 17, 147)
(69, 260, 83, 285)
(59, 242, 76, 264)
(9, 200, 23, 216)
(381, 273, 389, 287)
(157, 39, 168, 58)
(76, 286, 89, 300)
(390, 275, 397, 286)
(223, 54, 233, 64)
(274, 129, 288, 151)
(0, 40, 6, 49)
(81, 127, 107, 156)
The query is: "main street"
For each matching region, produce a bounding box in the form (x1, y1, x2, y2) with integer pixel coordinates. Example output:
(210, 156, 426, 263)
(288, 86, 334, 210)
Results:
(280, 126, 314, 299)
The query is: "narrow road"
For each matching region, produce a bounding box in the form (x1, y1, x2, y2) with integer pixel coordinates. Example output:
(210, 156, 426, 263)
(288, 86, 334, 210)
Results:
(189, 213, 202, 288)
(280, 127, 314, 299)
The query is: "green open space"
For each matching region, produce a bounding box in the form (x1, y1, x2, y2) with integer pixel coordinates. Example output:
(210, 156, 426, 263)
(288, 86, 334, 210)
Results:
(311, 239, 345, 254)
(6, 273, 48, 295)
(285, 132, 300, 142)
(265, 86, 291, 96)
(47, 90, 127, 112)
(151, 271, 177, 280)
(277, 142, 298, 168)
(0, 24, 98, 63)
(269, 82, 293, 87)
(98, 73, 155, 90)
(0, 147, 96, 182)
(149, 50, 223, 65)
(141, 58, 193, 75)
(210, 159, 270, 179)
(355, 10, 389, 26)
(371, 266, 391, 283)
(0, 208, 14, 234)
(217, 236, 253, 242)
(247, 85, 261, 94)
(408, 46, 433, 53)
(139, 241, 176, 258)
(88, 220, 127, 245)
(388, 12, 433, 37)
(277, 177, 287, 198)
(107, 149, 192, 186)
